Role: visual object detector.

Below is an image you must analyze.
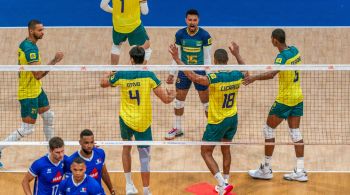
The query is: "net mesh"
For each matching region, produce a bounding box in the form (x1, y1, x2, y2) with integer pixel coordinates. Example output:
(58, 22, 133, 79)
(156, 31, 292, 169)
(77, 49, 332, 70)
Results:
(0, 65, 349, 145)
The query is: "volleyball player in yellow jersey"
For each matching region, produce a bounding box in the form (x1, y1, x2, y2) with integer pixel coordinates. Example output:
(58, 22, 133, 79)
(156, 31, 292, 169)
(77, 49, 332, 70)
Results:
(0, 20, 63, 168)
(100, 47, 175, 195)
(245, 29, 308, 182)
(169, 42, 245, 195)
(100, 0, 151, 65)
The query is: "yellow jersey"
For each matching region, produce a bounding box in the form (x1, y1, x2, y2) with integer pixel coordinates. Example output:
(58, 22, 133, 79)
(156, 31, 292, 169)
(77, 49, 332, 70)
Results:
(112, 0, 141, 33)
(275, 46, 303, 106)
(109, 71, 161, 132)
(207, 71, 244, 124)
(17, 39, 42, 100)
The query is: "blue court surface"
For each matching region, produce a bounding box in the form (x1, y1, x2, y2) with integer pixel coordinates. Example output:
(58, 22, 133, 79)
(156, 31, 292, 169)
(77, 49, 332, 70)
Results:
(0, 0, 349, 27)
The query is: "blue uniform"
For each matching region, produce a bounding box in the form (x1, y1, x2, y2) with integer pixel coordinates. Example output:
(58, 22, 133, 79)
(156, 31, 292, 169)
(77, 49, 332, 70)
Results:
(65, 148, 105, 188)
(58, 174, 105, 195)
(29, 154, 67, 195)
(175, 27, 212, 91)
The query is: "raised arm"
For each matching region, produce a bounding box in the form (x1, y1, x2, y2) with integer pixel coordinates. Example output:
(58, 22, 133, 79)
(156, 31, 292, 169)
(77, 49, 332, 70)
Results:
(31, 51, 64, 80)
(168, 44, 210, 86)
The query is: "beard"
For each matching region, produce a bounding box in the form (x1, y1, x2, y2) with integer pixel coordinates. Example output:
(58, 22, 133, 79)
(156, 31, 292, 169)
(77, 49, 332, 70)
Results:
(34, 34, 43, 40)
(82, 148, 92, 155)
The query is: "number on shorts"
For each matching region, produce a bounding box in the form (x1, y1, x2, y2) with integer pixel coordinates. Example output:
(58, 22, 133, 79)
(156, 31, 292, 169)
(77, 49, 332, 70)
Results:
(293, 71, 299, 82)
(222, 93, 235, 108)
(120, 0, 124, 13)
(129, 90, 140, 105)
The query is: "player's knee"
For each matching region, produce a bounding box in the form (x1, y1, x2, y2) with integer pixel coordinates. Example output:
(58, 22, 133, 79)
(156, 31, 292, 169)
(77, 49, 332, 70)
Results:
(41, 110, 54, 126)
(111, 44, 121, 55)
(289, 128, 303, 142)
(138, 147, 151, 172)
(18, 122, 35, 136)
(144, 48, 152, 61)
(263, 124, 275, 139)
(202, 102, 209, 112)
(174, 99, 185, 109)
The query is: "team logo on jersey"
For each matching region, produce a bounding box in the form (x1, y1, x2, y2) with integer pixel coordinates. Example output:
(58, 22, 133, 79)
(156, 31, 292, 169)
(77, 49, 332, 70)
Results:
(209, 73, 217, 79)
(46, 168, 52, 174)
(89, 168, 99, 179)
(96, 158, 102, 165)
(66, 188, 71, 192)
(275, 58, 283, 64)
(29, 53, 37, 59)
(81, 187, 87, 192)
(196, 41, 203, 47)
(52, 171, 63, 183)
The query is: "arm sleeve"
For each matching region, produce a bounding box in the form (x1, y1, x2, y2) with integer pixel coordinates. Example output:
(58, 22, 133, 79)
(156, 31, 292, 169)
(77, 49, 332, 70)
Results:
(203, 46, 212, 65)
(207, 73, 219, 84)
(100, 0, 113, 13)
(109, 72, 121, 86)
(140, 1, 149, 15)
(28, 160, 40, 177)
(25, 49, 39, 64)
(274, 54, 286, 65)
(150, 72, 162, 88)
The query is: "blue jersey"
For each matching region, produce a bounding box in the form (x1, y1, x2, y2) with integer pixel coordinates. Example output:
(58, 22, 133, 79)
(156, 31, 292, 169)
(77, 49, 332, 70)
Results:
(58, 174, 105, 195)
(175, 27, 212, 65)
(65, 148, 105, 186)
(29, 154, 67, 195)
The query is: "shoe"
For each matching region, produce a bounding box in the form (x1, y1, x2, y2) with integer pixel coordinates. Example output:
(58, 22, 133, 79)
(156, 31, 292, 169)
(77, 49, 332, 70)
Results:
(283, 168, 308, 182)
(248, 163, 273, 180)
(126, 183, 138, 195)
(215, 179, 228, 192)
(217, 183, 233, 195)
(165, 128, 183, 140)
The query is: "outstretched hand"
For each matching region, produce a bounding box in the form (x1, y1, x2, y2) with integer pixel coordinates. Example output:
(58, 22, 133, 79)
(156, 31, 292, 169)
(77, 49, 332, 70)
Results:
(229, 41, 240, 57)
(168, 44, 180, 61)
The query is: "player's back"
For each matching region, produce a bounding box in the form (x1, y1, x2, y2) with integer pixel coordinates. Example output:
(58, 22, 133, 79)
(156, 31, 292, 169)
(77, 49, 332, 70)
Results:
(65, 148, 105, 185)
(109, 71, 161, 132)
(17, 39, 42, 100)
(207, 71, 244, 124)
(175, 27, 212, 65)
(30, 155, 66, 195)
(112, 0, 141, 33)
(275, 46, 303, 106)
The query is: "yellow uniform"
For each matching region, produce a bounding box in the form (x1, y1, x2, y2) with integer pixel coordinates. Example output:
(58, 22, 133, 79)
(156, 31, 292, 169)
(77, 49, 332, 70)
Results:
(275, 46, 303, 106)
(207, 71, 244, 124)
(112, 0, 141, 33)
(109, 71, 161, 132)
(17, 39, 42, 100)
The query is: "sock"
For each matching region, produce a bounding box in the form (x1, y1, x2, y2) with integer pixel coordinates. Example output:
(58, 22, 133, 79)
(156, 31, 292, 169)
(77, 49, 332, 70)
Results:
(214, 172, 225, 186)
(264, 156, 272, 167)
(223, 174, 229, 183)
(124, 172, 133, 184)
(174, 115, 182, 130)
(0, 130, 23, 151)
(296, 157, 304, 172)
(143, 187, 150, 195)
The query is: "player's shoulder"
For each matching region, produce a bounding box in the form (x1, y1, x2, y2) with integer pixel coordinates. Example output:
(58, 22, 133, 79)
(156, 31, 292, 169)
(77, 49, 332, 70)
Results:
(198, 27, 210, 37)
(34, 155, 50, 164)
(175, 27, 187, 37)
(19, 39, 37, 51)
(66, 151, 79, 162)
(93, 147, 105, 156)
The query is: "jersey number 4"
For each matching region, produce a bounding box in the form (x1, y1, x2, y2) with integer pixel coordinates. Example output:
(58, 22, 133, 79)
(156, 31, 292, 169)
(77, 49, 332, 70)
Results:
(222, 93, 235, 108)
(129, 90, 140, 105)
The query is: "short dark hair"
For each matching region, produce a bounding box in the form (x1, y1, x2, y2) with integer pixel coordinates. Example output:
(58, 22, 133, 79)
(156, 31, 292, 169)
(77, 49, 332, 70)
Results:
(214, 49, 229, 64)
(80, 129, 94, 139)
(186, 9, 199, 17)
(129, 46, 145, 64)
(49, 137, 64, 150)
(28, 19, 42, 30)
(73, 157, 85, 165)
(272, 29, 286, 44)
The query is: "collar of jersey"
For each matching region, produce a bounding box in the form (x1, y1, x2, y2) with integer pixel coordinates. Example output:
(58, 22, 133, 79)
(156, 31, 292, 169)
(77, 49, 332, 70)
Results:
(72, 174, 87, 187)
(78, 150, 94, 162)
(46, 154, 62, 167)
(186, 27, 199, 37)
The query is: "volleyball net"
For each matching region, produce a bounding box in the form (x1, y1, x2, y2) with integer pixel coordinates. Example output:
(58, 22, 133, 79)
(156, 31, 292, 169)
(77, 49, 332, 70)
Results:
(0, 64, 349, 146)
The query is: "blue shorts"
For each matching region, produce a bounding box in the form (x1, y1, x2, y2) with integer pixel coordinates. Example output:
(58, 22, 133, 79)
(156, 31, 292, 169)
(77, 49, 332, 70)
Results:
(176, 71, 208, 91)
